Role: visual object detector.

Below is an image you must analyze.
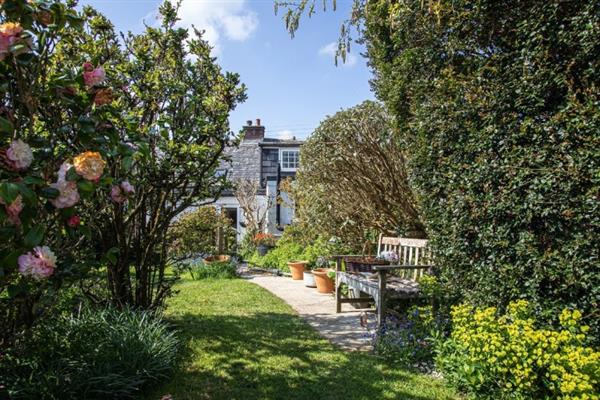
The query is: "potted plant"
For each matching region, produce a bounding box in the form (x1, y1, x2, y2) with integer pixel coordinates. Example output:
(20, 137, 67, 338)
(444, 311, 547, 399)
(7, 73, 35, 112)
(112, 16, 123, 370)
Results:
(312, 267, 335, 294)
(303, 256, 327, 288)
(253, 233, 276, 256)
(203, 255, 231, 265)
(343, 250, 399, 273)
(288, 260, 307, 280)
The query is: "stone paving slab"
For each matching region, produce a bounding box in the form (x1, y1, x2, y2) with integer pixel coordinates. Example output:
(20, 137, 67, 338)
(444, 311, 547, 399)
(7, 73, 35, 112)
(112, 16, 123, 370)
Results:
(243, 271, 373, 352)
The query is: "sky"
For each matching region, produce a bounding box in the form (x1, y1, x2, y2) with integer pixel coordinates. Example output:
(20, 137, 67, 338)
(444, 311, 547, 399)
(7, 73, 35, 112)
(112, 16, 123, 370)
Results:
(79, 0, 375, 140)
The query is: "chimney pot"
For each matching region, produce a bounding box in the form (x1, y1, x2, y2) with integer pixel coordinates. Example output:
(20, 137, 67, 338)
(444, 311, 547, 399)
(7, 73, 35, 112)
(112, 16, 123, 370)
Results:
(256, 118, 261, 126)
(246, 120, 252, 126)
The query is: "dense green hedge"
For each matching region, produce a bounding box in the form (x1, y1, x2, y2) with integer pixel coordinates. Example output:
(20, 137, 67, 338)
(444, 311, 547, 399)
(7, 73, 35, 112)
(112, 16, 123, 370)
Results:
(364, 1, 600, 339)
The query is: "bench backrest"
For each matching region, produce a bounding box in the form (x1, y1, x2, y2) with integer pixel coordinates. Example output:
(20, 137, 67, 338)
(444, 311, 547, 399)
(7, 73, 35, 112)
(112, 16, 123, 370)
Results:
(377, 234, 432, 279)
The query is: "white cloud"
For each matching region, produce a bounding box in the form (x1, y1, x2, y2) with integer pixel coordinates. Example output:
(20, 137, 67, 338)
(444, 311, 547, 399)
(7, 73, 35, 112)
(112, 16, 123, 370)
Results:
(276, 130, 294, 140)
(168, 0, 259, 55)
(318, 42, 357, 67)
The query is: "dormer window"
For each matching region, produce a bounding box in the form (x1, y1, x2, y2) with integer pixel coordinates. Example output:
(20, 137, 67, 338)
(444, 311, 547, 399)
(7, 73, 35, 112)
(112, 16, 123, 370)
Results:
(280, 149, 300, 171)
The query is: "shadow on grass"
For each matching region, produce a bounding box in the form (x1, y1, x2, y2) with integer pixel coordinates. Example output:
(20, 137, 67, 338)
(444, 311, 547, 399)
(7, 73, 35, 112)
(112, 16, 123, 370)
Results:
(144, 310, 455, 400)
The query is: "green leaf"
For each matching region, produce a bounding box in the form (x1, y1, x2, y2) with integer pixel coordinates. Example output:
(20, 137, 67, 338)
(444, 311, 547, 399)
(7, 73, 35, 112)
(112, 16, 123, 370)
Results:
(0, 116, 14, 134)
(23, 225, 45, 247)
(0, 182, 20, 204)
(66, 166, 79, 181)
(40, 187, 60, 199)
(103, 247, 119, 265)
(23, 176, 45, 186)
(77, 180, 95, 194)
(17, 183, 37, 205)
(1, 250, 20, 270)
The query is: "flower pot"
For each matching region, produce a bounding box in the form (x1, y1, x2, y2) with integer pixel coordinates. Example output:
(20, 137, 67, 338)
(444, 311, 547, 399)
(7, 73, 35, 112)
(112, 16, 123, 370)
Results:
(288, 260, 307, 280)
(303, 271, 316, 288)
(203, 255, 231, 265)
(343, 256, 388, 273)
(312, 268, 334, 293)
(257, 244, 271, 256)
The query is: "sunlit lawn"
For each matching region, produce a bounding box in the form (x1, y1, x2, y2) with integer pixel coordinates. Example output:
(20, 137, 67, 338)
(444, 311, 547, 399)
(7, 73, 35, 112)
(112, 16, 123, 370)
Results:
(143, 276, 458, 400)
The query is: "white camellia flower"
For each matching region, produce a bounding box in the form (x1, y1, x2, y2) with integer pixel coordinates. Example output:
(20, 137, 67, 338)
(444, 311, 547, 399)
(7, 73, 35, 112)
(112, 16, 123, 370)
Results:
(6, 139, 33, 170)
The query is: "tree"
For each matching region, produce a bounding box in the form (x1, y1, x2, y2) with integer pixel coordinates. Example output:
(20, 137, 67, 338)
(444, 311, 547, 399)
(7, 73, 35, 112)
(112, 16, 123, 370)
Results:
(234, 178, 272, 236)
(294, 100, 422, 248)
(63, 2, 247, 308)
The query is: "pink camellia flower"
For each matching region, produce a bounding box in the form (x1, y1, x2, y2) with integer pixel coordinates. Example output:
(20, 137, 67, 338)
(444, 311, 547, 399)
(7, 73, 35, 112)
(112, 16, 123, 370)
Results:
(66, 215, 80, 227)
(0, 22, 32, 60)
(110, 181, 135, 204)
(0, 194, 23, 225)
(120, 180, 135, 195)
(50, 180, 80, 209)
(83, 64, 105, 87)
(18, 246, 57, 279)
(49, 162, 80, 209)
(5, 139, 33, 170)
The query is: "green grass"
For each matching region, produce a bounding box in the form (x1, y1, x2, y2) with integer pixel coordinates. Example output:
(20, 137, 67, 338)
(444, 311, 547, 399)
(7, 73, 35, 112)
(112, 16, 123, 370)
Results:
(144, 276, 458, 400)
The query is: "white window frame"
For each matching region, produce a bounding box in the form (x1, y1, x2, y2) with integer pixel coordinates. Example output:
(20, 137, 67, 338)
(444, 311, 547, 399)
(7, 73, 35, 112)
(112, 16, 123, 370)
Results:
(279, 148, 300, 172)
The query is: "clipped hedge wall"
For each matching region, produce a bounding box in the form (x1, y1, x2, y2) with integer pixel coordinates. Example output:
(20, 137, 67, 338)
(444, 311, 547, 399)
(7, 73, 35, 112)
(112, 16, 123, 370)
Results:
(364, 0, 600, 340)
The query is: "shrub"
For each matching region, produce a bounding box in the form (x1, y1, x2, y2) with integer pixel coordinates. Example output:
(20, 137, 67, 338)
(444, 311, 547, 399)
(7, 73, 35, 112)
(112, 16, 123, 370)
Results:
(437, 301, 600, 399)
(1, 307, 179, 400)
(362, 0, 600, 341)
(168, 207, 236, 259)
(253, 232, 277, 247)
(188, 260, 238, 280)
(373, 305, 443, 369)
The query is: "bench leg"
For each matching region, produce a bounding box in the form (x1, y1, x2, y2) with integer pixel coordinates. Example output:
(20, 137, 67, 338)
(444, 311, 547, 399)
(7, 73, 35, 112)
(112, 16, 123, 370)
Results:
(335, 280, 342, 313)
(376, 270, 387, 328)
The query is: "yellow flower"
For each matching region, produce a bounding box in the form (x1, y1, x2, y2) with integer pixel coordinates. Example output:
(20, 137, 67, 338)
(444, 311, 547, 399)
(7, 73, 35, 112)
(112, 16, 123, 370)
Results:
(0, 22, 23, 37)
(73, 151, 106, 181)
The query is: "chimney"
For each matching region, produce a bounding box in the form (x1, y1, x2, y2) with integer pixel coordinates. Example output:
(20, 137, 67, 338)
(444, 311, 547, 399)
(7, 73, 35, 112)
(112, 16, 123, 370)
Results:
(243, 118, 265, 140)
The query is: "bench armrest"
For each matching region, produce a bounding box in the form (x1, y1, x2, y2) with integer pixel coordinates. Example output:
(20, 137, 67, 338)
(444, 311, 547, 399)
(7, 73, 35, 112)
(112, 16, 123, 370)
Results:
(372, 264, 435, 271)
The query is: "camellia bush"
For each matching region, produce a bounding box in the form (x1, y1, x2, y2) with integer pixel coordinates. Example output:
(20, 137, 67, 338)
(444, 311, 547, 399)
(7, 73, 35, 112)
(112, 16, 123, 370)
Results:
(0, 0, 136, 346)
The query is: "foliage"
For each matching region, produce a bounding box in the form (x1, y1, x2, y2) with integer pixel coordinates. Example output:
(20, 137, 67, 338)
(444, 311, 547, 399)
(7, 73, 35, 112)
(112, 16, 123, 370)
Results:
(143, 277, 458, 400)
(74, 1, 245, 309)
(1, 307, 179, 400)
(0, 0, 134, 346)
(373, 305, 443, 369)
(437, 301, 600, 399)
(294, 100, 423, 249)
(248, 230, 347, 272)
(279, 0, 600, 341)
(168, 207, 236, 260)
(187, 260, 238, 280)
(253, 232, 276, 247)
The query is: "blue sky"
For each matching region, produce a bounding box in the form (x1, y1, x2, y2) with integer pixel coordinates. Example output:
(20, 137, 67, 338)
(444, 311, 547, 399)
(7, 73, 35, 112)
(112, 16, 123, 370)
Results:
(80, 0, 375, 140)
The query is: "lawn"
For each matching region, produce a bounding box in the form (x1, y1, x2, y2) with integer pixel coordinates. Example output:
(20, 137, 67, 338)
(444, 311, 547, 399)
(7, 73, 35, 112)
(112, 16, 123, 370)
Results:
(144, 276, 458, 400)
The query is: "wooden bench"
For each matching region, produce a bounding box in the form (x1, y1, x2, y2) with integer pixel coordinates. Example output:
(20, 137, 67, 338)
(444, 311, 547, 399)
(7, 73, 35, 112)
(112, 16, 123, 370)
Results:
(333, 234, 434, 328)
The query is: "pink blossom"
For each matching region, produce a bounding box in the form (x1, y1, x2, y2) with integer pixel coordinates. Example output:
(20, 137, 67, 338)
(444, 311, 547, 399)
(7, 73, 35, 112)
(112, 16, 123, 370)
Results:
(111, 181, 134, 204)
(50, 180, 79, 209)
(110, 185, 126, 203)
(18, 246, 57, 279)
(83, 65, 105, 87)
(120, 181, 135, 195)
(0, 194, 23, 225)
(67, 215, 80, 227)
(6, 139, 33, 170)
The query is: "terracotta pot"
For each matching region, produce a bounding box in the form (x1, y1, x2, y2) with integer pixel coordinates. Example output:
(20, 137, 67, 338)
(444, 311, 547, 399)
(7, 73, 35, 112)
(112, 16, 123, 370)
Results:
(203, 255, 231, 264)
(288, 260, 307, 280)
(312, 268, 334, 293)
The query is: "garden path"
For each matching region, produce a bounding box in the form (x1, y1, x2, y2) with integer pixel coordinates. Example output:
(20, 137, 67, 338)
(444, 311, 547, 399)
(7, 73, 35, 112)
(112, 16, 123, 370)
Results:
(241, 267, 373, 351)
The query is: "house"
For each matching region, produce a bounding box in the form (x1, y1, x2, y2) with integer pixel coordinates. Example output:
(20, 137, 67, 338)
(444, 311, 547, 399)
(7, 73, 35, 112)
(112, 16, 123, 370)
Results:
(214, 119, 303, 241)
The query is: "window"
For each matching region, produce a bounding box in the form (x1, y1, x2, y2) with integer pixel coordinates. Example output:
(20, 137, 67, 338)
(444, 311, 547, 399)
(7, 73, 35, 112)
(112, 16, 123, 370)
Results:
(280, 149, 300, 171)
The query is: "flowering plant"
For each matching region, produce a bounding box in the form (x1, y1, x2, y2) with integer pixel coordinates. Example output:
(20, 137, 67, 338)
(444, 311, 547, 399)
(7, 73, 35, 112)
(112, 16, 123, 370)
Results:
(378, 250, 399, 263)
(253, 232, 277, 247)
